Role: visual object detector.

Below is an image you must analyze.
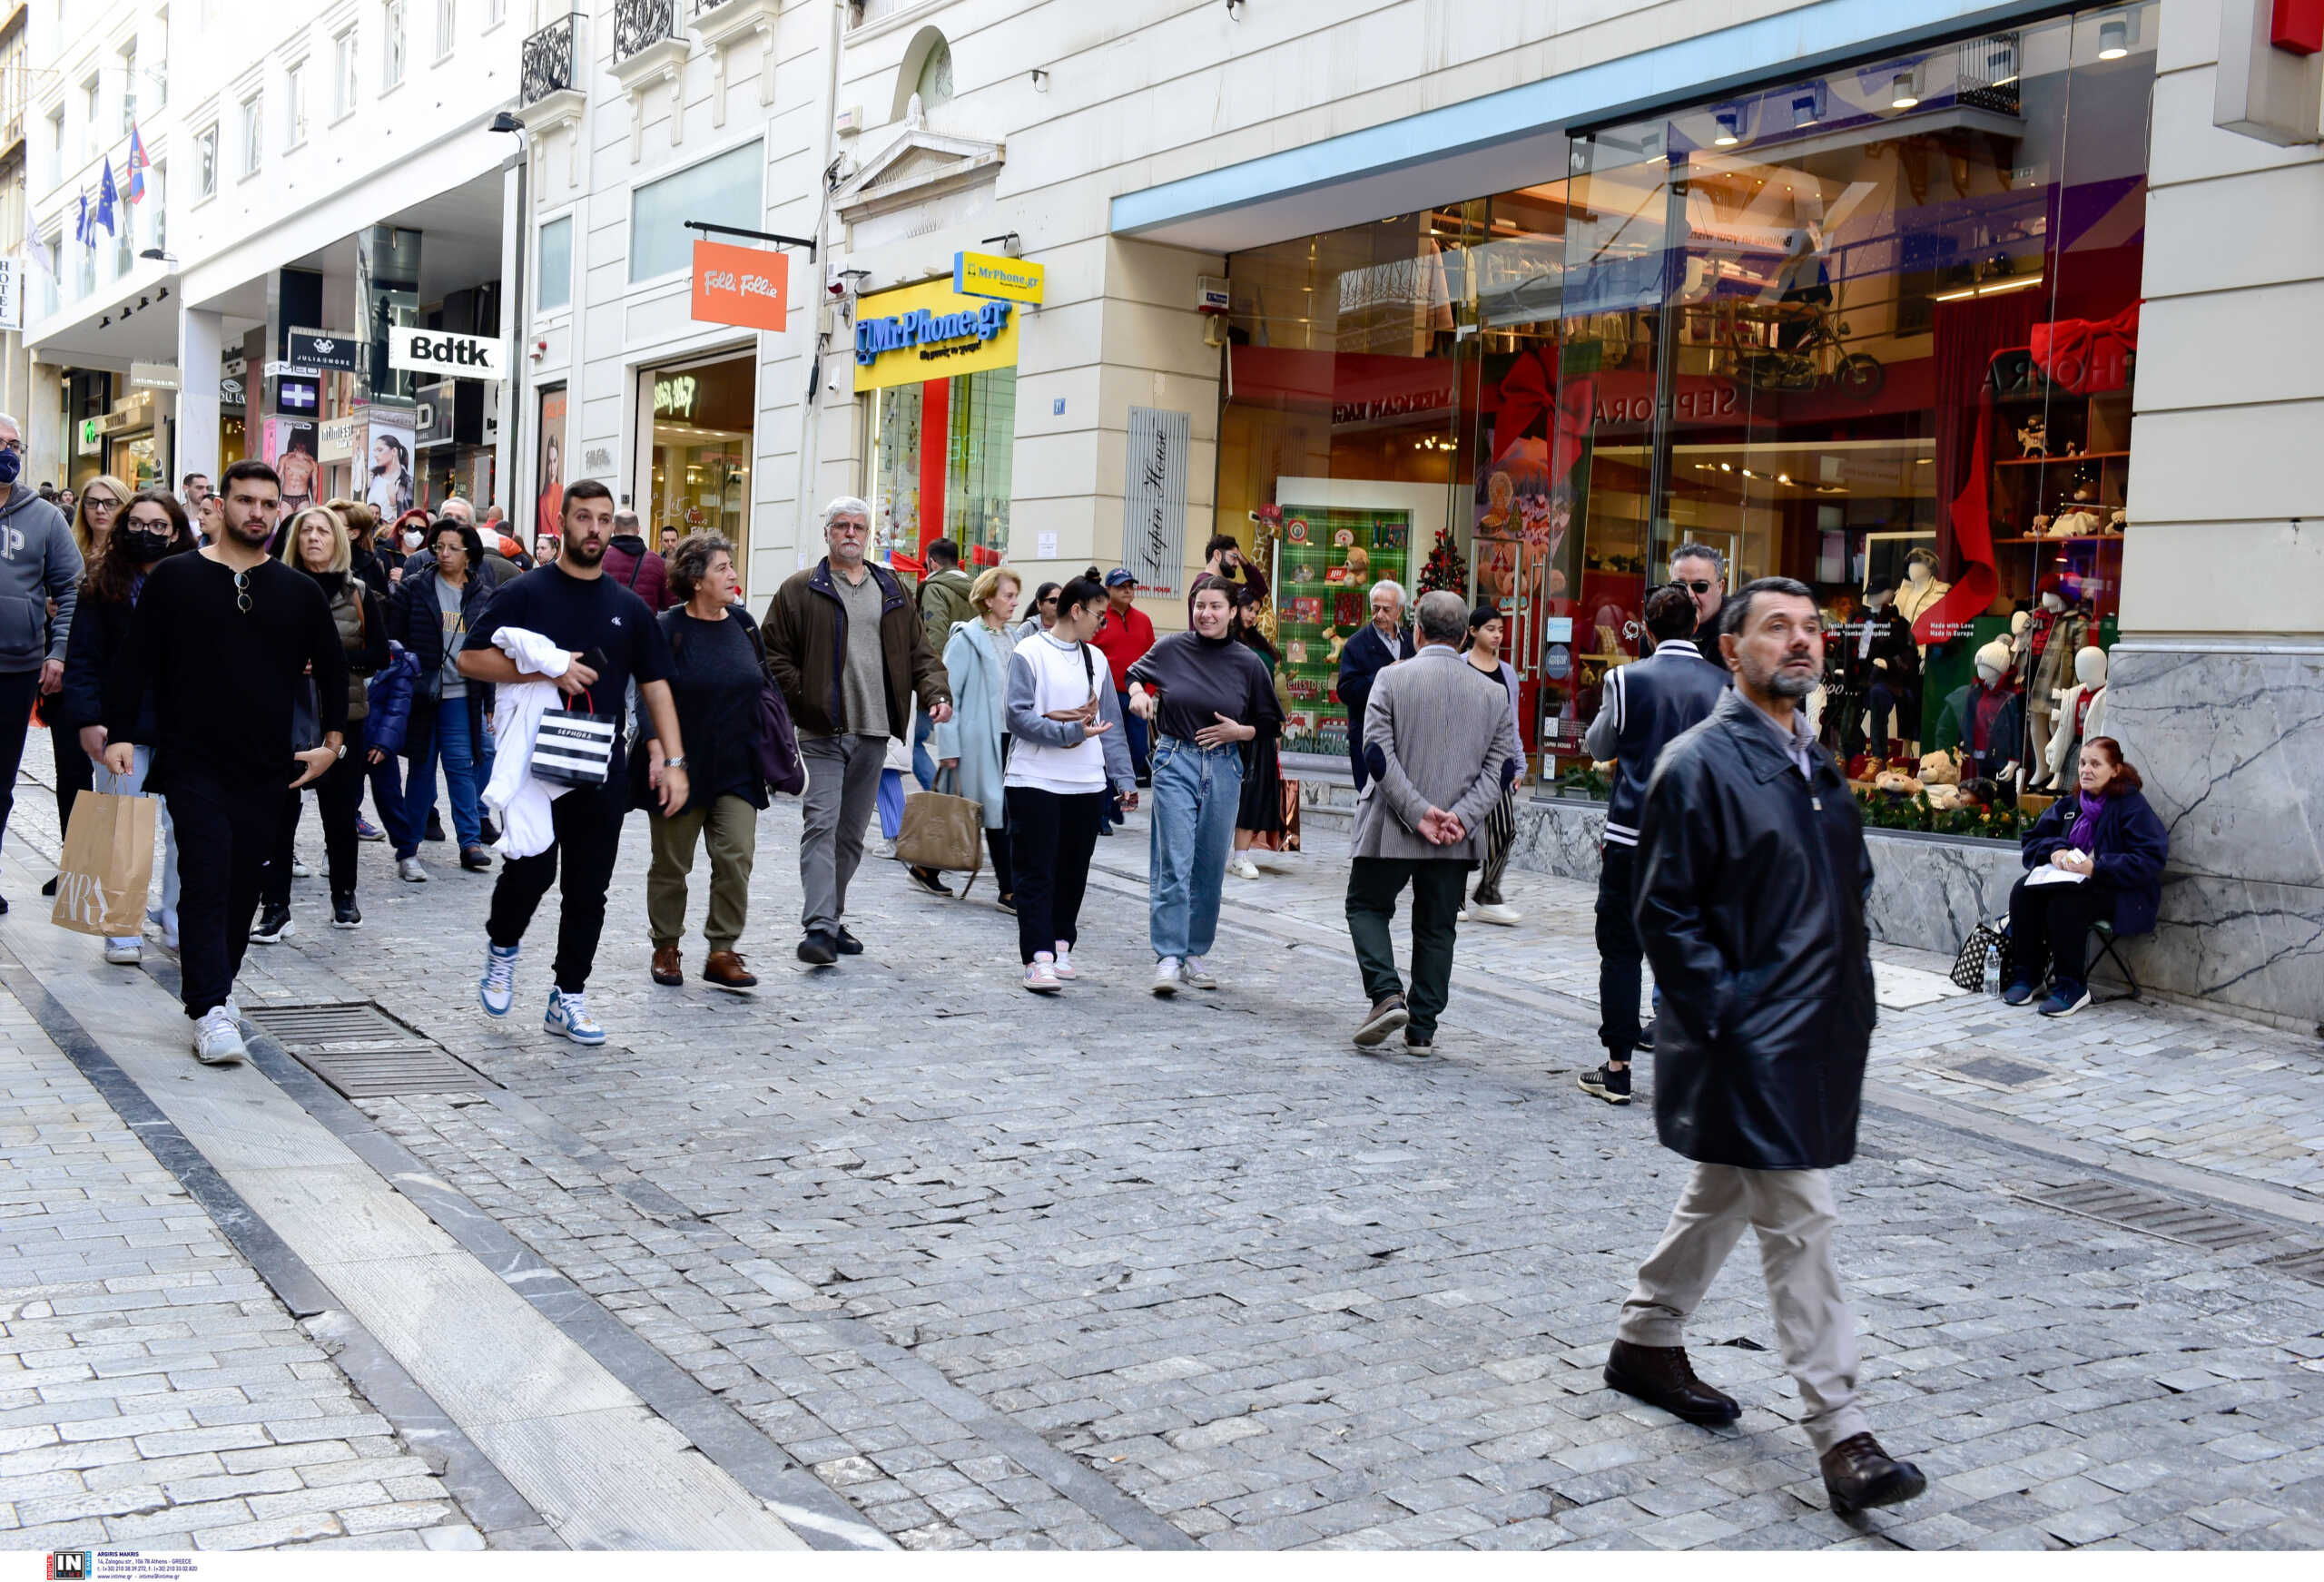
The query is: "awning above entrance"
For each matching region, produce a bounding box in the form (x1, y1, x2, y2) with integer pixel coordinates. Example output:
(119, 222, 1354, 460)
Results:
(1108, 0, 2055, 254)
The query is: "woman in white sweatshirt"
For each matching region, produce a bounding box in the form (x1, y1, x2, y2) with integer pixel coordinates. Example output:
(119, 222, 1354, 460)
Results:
(1003, 576, 1137, 993)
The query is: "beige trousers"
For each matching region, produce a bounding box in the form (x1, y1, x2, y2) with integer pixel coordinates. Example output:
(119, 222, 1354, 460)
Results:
(1618, 1162, 1871, 1454)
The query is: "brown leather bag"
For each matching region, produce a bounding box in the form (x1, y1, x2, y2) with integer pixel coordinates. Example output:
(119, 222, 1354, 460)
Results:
(894, 766, 984, 895)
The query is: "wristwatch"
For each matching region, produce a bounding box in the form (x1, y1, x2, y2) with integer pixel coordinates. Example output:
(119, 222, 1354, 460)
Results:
(662, 754, 687, 770)
(332, 743, 347, 760)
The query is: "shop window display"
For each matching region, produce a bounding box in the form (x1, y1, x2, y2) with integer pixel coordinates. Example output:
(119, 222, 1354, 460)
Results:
(1216, 3, 2153, 792)
(645, 353, 754, 557)
(866, 365, 1016, 565)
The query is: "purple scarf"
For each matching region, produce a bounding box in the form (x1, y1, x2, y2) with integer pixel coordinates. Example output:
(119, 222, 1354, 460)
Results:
(2067, 790, 2103, 851)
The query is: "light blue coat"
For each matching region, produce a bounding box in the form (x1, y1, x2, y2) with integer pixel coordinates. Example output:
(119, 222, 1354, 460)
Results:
(931, 619, 1011, 830)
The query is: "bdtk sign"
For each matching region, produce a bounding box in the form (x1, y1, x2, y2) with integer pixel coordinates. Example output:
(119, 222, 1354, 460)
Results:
(388, 326, 507, 381)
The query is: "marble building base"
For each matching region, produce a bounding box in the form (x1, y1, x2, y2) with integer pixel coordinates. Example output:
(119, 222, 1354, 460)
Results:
(2102, 644, 2324, 1032)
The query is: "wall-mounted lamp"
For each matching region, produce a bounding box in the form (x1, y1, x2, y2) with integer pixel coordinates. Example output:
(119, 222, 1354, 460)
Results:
(1226, 0, 1245, 17)
(138, 247, 177, 263)
(2097, 13, 2129, 58)
(1792, 91, 1819, 128)
(1713, 108, 1741, 146)
(1890, 70, 1920, 109)
(99, 316, 110, 328)
(1029, 68, 1049, 92)
(980, 231, 1023, 257)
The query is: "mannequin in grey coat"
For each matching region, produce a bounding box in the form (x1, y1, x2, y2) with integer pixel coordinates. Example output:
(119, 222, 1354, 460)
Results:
(1344, 589, 1522, 1053)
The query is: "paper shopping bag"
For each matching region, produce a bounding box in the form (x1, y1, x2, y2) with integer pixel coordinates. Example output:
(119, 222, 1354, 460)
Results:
(50, 791, 156, 938)
(893, 769, 983, 896)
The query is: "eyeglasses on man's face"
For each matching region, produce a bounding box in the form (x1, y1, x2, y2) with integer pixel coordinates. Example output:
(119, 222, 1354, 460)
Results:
(0, 438, 23, 456)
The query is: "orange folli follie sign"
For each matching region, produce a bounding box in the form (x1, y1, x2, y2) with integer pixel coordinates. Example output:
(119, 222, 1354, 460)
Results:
(690, 240, 789, 331)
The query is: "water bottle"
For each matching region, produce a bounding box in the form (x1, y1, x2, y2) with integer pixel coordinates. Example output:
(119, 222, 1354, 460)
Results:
(1984, 941, 2004, 997)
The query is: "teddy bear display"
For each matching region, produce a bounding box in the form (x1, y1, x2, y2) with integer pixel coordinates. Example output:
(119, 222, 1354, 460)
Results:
(1873, 768, 1923, 799)
(1918, 749, 1961, 786)
(1925, 783, 1964, 811)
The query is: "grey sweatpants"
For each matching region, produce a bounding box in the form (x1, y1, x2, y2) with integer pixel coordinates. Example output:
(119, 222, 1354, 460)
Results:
(1617, 1162, 1871, 1454)
(799, 732, 887, 936)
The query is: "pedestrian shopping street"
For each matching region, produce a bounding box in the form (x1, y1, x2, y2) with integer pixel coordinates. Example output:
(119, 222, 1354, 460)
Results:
(5, 737, 2323, 1554)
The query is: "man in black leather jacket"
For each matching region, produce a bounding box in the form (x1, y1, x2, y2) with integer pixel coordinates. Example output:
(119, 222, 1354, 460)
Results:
(1602, 576, 1928, 1520)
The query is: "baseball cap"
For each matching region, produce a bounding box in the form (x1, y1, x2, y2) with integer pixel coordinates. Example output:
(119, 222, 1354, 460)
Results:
(1103, 568, 1137, 588)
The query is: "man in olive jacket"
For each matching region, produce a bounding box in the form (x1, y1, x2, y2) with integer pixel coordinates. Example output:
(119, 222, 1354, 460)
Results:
(763, 497, 951, 966)
(1606, 576, 1927, 1521)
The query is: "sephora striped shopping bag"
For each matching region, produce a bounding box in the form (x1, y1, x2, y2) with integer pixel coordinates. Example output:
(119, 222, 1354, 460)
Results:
(532, 700, 616, 788)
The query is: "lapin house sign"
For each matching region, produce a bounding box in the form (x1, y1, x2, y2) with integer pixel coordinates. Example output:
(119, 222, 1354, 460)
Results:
(388, 326, 508, 381)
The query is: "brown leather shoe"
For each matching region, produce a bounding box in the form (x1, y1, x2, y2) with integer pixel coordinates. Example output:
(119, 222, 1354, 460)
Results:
(703, 950, 759, 993)
(651, 943, 682, 987)
(1820, 1432, 1926, 1516)
(1602, 1339, 1741, 1426)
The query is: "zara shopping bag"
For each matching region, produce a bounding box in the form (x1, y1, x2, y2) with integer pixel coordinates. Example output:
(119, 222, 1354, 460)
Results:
(893, 766, 984, 895)
(50, 791, 157, 938)
(533, 698, 617, 788)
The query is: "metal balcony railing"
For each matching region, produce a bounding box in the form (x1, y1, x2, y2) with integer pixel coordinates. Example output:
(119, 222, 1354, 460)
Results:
(613, 0, 677, 64)
(520, 13, 582, 105)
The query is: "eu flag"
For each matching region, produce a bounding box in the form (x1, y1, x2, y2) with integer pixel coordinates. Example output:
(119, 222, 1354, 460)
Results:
(96, 160, 118, 236)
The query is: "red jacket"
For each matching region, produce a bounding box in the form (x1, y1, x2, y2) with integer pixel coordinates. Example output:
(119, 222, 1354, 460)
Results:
(603, 536, 673, 610)
(1088, 603, 1155, 690)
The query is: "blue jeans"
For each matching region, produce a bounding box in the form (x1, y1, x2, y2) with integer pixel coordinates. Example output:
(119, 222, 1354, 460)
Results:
(400, 694, 482, 857)
(1147, 738, 1242, 960)
(911, 712, 937, 791)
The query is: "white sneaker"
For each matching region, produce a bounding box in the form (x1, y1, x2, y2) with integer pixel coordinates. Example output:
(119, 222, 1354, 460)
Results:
(290, 857, 311, 879)
(103, 938, 142, 965)
(1051, 944, 1078, 981)
(1455, 909, 1470, 923)
(478, 943, 518, 1017)
(1467, 901, 1522, 927)
(399, 856, 429, 883)
(1152, 957, 1181, 997)
(872, 839, 898, 860)
(545, 988, 606, 1045)
(1023, 955, 1062, 995)
(191, 1007, 246, 1066)
(1182, 956, 1218, 990)
(1228, 857, 1260, 880)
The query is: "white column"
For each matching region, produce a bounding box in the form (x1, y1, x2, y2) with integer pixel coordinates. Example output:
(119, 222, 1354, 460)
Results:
(497, 160, 524, 524)
(175, 308, 223, 490)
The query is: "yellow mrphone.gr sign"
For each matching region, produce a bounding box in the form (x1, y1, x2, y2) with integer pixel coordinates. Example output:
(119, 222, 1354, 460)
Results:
(952, 251, 1044, 305)
(852, 278, 1021, 392)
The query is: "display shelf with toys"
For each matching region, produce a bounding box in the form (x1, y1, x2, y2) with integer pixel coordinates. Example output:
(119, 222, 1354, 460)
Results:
(1986, 375, 2130, 624)
(1271, 506, 1415, 758)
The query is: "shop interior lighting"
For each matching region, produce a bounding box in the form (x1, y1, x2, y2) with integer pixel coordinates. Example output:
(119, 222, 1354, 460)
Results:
(1890, 71, 1920, 109)
(1791, 93, 1818, 128)
(2097, 14, 2129, 58)
(1932, 273, 2043, 302)
(1713, 109, 1740, 145)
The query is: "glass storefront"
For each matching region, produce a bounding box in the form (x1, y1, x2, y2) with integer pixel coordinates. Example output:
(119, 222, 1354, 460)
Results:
(644, 352, 754, 565)
(1220, 4, 2154, 783)
(866, 366, 1017, 565)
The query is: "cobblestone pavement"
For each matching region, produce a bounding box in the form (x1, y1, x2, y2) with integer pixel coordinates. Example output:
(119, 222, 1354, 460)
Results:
(7, 739, 2324, 1550)
(0, 978, 481, 1551)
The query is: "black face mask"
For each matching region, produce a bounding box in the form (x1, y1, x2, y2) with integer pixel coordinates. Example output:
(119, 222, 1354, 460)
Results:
(125, 529, 175, 564)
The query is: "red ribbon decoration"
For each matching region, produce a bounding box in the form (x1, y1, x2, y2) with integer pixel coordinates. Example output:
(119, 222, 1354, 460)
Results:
(1492, 345, 1598, 476)
(2029, 301, 2140, 396)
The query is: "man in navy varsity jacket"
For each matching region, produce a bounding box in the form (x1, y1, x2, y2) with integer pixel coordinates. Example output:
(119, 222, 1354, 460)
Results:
(1577, 584, 1729, 1104)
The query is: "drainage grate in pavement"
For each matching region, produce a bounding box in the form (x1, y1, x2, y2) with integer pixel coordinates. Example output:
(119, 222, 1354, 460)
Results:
(241, 1001, 496, 1099)
(1951, 1054, 2052, 1088)
(2023, 1180, 2283, 1253)
(2257, 1247, 2324, 1288)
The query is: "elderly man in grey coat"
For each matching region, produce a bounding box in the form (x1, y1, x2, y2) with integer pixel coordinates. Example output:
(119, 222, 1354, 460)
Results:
(1344, 589, 1523, 1054)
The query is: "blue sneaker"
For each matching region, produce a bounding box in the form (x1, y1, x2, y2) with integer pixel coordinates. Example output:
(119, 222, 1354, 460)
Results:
(2001, 979, 2038, 1007)
(479, 942, 519, 1017)
(2037, 984, 2092, 1018)
(545, 988, 606, 1045)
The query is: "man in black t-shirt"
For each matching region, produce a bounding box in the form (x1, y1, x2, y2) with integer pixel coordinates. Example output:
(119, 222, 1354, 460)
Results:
(103, 460, 347, 1066)
(458, 480, 687, 1044)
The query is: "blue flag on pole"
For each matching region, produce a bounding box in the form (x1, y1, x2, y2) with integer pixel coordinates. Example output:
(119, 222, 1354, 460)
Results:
(74, 192, 90, 247)
(96, 161, 119, 236)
